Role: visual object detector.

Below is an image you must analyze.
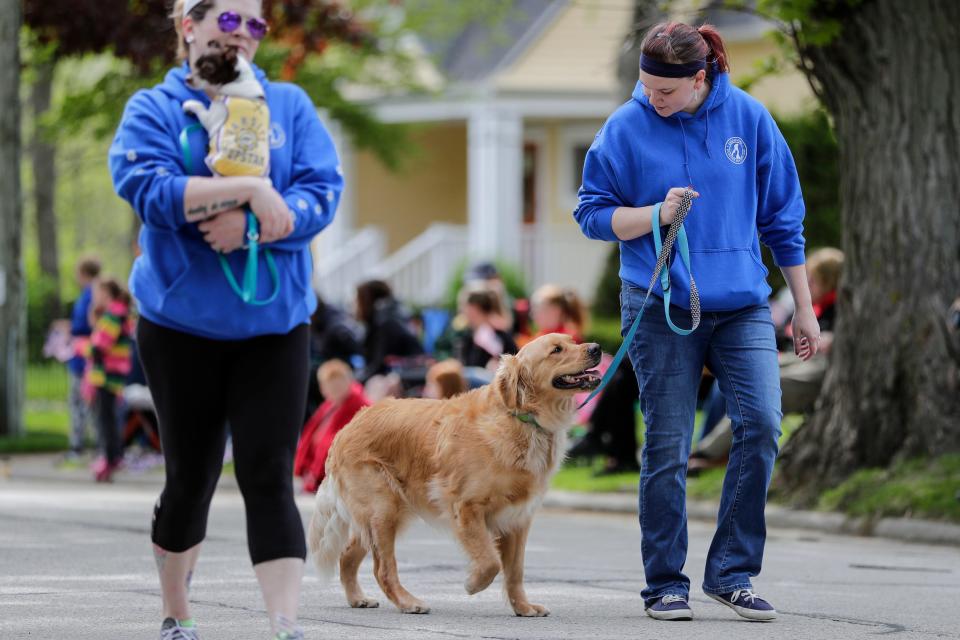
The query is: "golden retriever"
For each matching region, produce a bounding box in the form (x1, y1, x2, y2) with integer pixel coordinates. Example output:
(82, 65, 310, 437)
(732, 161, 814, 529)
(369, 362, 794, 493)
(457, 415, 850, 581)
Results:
(307, 333, 601, 616)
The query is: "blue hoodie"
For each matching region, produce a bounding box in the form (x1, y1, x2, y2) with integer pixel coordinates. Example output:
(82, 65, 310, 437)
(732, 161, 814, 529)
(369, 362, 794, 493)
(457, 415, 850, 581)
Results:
(109, 62, 343, 340)
(574, 70, 805, 312)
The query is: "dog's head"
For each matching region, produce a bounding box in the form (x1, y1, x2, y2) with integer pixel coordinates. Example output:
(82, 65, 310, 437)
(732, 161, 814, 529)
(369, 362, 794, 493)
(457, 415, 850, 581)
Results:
(494, 333, 602, 417)
(191, 45, 241, 89)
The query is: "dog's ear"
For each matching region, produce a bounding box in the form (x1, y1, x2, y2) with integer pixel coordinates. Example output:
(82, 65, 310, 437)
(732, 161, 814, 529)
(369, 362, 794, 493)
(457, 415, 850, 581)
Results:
(495, 355, 529, 411)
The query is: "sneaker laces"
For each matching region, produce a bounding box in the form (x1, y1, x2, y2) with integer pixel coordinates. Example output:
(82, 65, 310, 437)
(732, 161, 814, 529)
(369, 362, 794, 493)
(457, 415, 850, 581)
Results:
(732, 589, 758, 605)
(662, 594, 686, 605)
(161, 622, 199, 640)
(274, 615, 304, 640)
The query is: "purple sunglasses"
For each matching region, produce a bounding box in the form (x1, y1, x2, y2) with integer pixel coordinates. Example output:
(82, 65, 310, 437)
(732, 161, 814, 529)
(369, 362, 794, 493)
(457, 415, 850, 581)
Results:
(217, 11, 269, 41)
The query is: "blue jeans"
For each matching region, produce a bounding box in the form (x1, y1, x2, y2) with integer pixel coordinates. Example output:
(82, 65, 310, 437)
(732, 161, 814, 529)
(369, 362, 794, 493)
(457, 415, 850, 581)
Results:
(620, 280, 782, 603)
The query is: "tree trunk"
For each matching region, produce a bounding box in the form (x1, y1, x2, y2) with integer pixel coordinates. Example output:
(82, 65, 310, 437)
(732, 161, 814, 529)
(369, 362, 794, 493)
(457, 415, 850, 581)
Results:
(777, 0, 960, 500)
(0, 0, 25, 437)
(31, 60, 61, 316)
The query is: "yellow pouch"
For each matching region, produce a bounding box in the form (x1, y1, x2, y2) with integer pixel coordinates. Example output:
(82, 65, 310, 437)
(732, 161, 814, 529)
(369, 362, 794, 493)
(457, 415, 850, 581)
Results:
(208, 97, 271, 177)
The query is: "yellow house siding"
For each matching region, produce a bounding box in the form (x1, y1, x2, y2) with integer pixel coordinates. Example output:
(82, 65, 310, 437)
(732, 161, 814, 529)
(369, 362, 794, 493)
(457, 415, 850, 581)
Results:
(494, 0, 813, 114)
(726, 40, 816, 116)
(354, 123, 468, 252)
(494, 0, 632, 94)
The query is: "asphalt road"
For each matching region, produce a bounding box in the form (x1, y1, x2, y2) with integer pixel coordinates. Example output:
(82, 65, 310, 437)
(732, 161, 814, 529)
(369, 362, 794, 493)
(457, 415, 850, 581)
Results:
(1, 478, 958, 639)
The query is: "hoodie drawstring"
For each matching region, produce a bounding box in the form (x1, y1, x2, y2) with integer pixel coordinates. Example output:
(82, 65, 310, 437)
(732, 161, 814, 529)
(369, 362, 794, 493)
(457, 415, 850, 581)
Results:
(704, 109, 712, 158)
(677, 119, 694, 186)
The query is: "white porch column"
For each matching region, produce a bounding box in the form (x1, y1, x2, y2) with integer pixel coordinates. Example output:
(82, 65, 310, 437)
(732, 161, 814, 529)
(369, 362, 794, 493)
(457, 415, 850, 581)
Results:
(467, 106, 523, 264)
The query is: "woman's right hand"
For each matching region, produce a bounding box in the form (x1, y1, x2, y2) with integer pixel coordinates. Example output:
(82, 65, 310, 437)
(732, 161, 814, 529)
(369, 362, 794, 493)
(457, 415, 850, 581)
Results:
(247, 179, 294, 243)
(659, 187, 700, 225)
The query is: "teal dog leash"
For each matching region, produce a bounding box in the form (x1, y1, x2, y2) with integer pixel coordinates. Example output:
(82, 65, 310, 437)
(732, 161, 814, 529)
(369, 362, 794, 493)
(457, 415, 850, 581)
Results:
(578, 189, 700, 408)
(179, 123, 280, 306)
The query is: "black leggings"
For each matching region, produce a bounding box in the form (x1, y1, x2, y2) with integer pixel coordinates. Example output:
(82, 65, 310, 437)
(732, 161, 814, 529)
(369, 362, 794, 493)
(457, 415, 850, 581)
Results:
(138, 317, 309, 564)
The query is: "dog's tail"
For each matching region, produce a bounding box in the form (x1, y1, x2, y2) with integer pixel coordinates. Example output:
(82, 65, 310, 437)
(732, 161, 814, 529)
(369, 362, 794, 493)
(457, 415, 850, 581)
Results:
(307, 474, 353, 581)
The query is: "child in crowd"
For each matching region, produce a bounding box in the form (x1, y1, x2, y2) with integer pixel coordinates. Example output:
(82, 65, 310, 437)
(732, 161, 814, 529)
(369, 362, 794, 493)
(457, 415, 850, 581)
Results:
(529, 284, 587, 343)
(84, 278, 135, 482)
(294, 360, 370, 493)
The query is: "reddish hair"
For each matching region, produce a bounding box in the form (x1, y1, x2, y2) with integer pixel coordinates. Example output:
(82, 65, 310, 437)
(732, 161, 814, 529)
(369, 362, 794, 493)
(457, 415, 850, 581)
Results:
(640, 22, 730, 75)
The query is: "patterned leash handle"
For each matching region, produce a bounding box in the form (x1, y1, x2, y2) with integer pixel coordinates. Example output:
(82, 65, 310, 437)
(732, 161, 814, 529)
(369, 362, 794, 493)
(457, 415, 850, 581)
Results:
(642, 188, 701, 331)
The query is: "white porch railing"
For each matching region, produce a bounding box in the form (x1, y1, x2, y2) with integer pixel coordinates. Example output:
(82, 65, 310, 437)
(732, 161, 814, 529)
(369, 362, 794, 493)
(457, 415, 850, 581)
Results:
(313, 226, 387, 305)
(371, 223, 469, 307)
(314, 222, 610, 308)
(520, 224, 610, 304)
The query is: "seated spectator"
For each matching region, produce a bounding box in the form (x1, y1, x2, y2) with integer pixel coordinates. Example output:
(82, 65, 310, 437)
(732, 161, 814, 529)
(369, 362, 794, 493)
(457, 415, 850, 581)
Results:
(689, 247, 844, 474)
(424, 359, 468, 399)
(454, 289, 518, 371)
(355, 280, 424, 384)
(294, 360, 370, 493)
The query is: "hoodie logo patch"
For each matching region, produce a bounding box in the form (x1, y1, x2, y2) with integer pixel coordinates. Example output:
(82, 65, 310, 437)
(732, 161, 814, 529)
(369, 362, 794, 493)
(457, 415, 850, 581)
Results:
(724, 137, 747, 165)
(270, 123, 287, 149)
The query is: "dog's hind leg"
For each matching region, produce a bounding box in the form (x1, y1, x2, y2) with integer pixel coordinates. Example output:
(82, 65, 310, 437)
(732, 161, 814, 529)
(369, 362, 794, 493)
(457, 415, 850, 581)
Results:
(340, 535, 378, 609)
(498, 523, 549, 617)
(369, 514, 430, 614)
(454, 503, 501, 595)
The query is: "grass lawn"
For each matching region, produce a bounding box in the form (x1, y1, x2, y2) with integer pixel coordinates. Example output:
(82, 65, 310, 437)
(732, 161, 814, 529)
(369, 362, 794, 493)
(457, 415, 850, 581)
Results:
(0, 364, 71, 454)
(818, 454, 960, 523)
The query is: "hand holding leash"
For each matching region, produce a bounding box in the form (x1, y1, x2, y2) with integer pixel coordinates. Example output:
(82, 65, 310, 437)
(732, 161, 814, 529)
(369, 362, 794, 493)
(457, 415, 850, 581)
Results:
(198, 209, 246, 253)
(659, 186, 700, 225)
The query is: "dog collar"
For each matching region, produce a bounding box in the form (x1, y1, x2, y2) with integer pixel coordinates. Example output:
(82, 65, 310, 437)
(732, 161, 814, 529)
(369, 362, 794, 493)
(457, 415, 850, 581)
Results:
(511, 411, 548, 434)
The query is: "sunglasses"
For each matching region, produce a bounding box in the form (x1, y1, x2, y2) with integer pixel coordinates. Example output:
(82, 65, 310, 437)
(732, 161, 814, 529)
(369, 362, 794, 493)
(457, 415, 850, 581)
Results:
(217, 11, 269, 41)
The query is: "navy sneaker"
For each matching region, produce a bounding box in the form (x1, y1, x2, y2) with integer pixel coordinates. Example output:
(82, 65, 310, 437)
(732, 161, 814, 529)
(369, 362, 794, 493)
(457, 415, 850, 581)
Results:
(707, 589, 777, 621)
(645, 594, 693, 621)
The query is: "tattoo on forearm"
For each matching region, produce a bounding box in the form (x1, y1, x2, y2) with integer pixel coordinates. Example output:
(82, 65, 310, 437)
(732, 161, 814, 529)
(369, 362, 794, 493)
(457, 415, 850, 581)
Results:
(186, 198, 241, 222)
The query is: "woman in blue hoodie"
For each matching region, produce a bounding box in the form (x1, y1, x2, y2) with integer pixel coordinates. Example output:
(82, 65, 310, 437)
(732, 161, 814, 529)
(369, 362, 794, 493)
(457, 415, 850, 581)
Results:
(575, 22, 821, 623)
(108, 1, 342, 638)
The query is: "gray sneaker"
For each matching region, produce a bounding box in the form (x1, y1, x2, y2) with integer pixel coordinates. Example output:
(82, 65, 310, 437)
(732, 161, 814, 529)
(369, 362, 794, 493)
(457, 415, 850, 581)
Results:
(161, 617, 200, 640)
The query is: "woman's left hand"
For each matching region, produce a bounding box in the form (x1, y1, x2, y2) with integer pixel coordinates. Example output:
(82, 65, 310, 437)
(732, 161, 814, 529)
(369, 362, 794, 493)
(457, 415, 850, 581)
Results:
(791, 305, 821, 361)
(198, 209, 246, 254)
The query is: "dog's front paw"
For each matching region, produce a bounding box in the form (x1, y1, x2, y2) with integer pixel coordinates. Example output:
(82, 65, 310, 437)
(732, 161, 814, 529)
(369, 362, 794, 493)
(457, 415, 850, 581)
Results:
(464, 561, 500, 595)
(513, 602, 550, 617)
(399, 600, 430, 614)
(349, 597, 379, 609)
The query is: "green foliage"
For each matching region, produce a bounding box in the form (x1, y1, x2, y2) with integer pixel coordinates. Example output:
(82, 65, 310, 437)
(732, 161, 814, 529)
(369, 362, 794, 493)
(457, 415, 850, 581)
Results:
(25, 267, 62, 363)
(818, 455, 960, 523)
(27, 363, 70, 402)
(592, 245, 622, 320)
(0, 430, 69, 454)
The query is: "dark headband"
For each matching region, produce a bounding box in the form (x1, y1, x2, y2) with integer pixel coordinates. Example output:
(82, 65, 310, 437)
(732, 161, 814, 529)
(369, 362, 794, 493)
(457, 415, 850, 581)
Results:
(640, 54, 706, 78)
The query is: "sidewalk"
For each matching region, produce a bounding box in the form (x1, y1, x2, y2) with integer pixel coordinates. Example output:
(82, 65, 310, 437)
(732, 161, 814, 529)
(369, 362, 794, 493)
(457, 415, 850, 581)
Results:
(4, 452, 959, 548)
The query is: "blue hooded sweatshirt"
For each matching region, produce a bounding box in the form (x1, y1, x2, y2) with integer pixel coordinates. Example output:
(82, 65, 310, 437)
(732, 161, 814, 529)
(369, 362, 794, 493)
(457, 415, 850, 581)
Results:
(574, 70, 805, 312)
(109, 62, 343, 340)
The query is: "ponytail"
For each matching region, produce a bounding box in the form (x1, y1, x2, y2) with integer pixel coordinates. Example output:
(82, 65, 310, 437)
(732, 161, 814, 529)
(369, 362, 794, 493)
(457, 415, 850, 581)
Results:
(697, 24, 730, 73)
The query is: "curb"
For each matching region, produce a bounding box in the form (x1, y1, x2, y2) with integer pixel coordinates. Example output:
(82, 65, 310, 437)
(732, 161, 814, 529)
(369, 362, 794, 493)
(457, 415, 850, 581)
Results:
(544, 490, 960, 548)
(4, 455, 958, 548)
